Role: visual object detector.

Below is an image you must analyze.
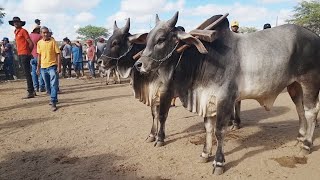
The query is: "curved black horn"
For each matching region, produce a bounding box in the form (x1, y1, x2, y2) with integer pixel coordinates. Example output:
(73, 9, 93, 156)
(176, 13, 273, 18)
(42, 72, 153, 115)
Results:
(156, 14, 160, 24)
(167, 11, 179, 27)
(114, 21, 119, 31)
(121, 18, 130, 33)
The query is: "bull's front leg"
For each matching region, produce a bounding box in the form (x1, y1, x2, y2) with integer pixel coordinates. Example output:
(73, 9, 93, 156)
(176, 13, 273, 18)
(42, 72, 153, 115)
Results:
(106, 69, 111, 85)
(149, 92, 172, 147)
(213, 97, 234, 175)
(146, 104, 158, 143)
(230, 101, 241, 130)
(199, 116, 214, 163)
(115, 70, 121, 84)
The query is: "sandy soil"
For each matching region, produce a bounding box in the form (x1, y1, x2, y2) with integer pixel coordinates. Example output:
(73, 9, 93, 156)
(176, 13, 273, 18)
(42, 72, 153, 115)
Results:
(0, 78, 319, 180)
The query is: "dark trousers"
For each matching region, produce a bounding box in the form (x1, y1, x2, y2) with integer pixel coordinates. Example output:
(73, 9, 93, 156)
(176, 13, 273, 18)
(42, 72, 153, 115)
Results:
(19, 55, 34, 93)
(3, 57, 14, 79)
(62, 58, 72, 78)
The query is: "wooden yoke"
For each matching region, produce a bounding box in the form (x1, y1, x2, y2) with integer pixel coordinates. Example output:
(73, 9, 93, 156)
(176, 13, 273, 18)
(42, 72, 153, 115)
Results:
(134, 13, 229, 58)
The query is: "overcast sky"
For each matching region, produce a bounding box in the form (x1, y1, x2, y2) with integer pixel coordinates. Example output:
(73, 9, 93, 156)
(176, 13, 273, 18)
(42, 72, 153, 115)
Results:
(0, 0, 308, 41)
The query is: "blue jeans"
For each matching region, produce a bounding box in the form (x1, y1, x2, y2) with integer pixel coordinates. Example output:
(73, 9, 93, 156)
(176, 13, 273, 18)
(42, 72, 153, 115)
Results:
(88, 60, 95, 77)
(41, 65, 59, 103)
(30, 58, 46, 90)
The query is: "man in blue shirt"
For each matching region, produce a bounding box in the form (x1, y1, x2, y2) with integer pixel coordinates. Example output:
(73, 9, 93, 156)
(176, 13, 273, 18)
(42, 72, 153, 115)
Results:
(1, 37, 15, 80)
(71, 41, 83, 78)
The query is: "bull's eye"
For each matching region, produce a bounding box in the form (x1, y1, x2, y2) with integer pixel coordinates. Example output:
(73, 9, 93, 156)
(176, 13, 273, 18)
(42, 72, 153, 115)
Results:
(157, 37, 166, 44)
(112, 40, 119, 47)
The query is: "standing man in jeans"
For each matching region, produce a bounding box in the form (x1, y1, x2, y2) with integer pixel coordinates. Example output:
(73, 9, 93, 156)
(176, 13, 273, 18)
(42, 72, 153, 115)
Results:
(86, 39, 96, 78)
(9, 17, 34, 98)
(30, 25, 46, 92)
(62, 37, 72, 78)
(36, 26, 61, 111)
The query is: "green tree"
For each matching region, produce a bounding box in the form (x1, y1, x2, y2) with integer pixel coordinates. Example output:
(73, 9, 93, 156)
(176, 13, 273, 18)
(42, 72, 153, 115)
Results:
(76, 25, 109, 41)
(239, 27, 258, 34)
(286, 1, 320, 34)
(0, 7, 5, 25)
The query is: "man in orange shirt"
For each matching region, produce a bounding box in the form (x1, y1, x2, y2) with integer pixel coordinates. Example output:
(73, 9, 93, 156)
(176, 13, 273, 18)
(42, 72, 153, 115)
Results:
(9, 17, 35, 98)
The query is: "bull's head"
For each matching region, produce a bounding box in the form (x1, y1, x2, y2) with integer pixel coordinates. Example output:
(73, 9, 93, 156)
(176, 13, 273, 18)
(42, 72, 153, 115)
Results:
(134, 12, 208, 73)
(97, 18, 147, 78)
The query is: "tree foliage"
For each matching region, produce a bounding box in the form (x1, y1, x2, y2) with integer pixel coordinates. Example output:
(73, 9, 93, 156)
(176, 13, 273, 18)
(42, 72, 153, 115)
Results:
(286, 1, 320, 34)
(0, 7, 5, 25)
(76, 25, 110, 41)
(239, 26, 258, 34)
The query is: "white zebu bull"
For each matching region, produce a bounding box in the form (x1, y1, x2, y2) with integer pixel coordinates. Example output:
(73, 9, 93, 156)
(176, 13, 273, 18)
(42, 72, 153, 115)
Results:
(134, 12, 320, 175)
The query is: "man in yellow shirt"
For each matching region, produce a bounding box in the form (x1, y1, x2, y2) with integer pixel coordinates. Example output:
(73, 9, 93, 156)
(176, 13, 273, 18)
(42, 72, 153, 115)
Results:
(36, 26, 61, 111)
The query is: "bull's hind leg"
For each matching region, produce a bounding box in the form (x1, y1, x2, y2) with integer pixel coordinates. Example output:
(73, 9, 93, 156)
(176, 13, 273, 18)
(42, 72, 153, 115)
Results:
(199, 116, 214, 163)
(300, 83, 320, 155)
(287, 82, 307, 142)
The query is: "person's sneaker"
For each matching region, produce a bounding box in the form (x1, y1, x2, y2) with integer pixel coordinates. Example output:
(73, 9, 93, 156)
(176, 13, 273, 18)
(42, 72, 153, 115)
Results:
(40, 89, 46, 92)
(51, 104, 57, 111)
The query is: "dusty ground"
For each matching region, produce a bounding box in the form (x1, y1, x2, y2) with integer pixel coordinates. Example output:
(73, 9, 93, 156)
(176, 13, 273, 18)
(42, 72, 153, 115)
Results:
(0, 78, 319, 180)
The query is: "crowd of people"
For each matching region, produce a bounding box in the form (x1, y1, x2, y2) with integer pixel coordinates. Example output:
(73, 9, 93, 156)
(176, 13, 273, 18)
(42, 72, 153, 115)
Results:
(1, 16, 107, 111)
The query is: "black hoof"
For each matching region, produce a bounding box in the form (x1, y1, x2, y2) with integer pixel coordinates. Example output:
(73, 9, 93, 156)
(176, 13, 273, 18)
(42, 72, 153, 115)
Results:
(230, 124, 240, 131)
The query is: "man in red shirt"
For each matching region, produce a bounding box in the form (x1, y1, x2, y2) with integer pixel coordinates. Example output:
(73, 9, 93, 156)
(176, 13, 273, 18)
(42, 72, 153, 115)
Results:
(9, 17, 35, 98)
(30, 25, 46, 93)
(86, 39, 96, 78)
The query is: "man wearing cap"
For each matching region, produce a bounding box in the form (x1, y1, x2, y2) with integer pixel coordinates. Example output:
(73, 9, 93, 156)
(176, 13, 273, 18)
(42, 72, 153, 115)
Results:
(35, 19, 41, 26)
(263, 23, 271, 29)
(30, 24, 46, 92)
(231, 20, 240, 33)
(1, 37, 15, 80)
(9, 16, 35, 98)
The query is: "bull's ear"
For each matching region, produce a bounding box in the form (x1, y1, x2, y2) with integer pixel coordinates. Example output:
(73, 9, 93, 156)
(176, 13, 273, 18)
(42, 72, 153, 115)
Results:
(128, 33, 148, 44)
(177, 31, 208, 54)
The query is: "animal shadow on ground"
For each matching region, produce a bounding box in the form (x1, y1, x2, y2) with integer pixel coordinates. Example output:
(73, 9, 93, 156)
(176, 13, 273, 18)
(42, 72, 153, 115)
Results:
(165, 106, 290, 146)
(58, 94, 132, 108)
(0, 98, 82, 112)
(0, 148, 150, 180)
(165, 105, 320, 172)
(0, 117, 55, 136)
(224, 120, 320, 172)
(61, 83, 128, 95)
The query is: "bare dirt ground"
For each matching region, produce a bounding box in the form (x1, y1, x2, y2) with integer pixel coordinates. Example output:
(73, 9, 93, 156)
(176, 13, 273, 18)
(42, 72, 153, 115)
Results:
(0, 78, 319, 180)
